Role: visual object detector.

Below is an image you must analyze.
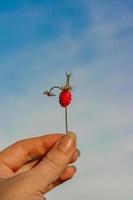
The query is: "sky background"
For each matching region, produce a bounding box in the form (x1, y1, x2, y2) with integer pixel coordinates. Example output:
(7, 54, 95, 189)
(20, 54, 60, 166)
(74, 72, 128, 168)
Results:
(0, 0, 133, 199)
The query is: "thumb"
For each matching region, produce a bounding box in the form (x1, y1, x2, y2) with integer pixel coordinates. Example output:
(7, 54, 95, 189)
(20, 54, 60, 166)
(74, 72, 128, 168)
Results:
(27, 132, 77, 192)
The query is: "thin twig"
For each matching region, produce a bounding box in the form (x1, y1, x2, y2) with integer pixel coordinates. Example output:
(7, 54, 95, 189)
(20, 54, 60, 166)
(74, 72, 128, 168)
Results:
(65, 107, 68, 133)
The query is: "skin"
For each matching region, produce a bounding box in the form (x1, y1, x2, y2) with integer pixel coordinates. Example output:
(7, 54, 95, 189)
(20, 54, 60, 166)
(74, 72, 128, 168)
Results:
(0, 133, 79, 200)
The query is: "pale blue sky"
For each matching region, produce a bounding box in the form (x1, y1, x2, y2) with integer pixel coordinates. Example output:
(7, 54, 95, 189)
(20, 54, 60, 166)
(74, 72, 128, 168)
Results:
(0, 1, 133, 199)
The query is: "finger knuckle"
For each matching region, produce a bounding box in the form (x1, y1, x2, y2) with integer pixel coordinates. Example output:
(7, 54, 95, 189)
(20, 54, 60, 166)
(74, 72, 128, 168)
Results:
(45, 156, 61, 174)
(44, 154, 63, 175)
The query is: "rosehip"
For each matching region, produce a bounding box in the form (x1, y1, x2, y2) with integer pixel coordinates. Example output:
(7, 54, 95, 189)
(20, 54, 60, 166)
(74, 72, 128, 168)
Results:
(59, 89, 72, 107)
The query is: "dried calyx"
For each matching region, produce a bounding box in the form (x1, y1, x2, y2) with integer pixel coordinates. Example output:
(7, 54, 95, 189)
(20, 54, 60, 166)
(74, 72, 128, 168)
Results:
(43, 73, 73, 97)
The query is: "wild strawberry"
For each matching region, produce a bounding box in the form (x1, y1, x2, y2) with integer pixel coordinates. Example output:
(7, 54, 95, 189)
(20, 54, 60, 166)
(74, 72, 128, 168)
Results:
(43, 73, 73, 133)
(59, 89, 72, 107)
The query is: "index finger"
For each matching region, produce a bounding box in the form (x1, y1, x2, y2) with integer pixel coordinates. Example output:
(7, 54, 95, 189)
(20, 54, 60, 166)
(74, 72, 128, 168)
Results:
(0, 134, 63, 172)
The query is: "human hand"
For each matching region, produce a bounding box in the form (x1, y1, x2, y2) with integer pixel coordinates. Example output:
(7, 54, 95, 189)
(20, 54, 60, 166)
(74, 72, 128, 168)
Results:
(0, 132, 79, 200)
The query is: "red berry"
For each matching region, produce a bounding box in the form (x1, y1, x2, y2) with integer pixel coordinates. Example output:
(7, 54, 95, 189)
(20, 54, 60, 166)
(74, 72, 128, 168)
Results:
(59, 89, 72, 107)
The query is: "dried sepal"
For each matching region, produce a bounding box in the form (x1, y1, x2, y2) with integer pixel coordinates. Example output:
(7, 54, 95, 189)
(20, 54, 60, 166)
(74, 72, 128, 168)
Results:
(43, 90, 56, 96)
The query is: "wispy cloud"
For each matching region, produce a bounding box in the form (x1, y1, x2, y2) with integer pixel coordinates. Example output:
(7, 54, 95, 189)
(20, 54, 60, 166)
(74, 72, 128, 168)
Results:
(0, 0, 133, 199)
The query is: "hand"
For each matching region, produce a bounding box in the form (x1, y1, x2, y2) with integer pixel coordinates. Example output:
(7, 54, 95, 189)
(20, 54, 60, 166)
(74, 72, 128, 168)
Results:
(0, 132, 79, 200)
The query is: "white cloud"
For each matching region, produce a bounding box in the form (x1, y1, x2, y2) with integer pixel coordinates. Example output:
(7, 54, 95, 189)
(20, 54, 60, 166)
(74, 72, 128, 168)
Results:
(0, 1, 133, 199)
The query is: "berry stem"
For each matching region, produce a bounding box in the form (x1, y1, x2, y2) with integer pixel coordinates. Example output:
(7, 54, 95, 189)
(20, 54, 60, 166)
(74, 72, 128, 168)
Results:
(65, 107, 68, 133)
(49, 86, 62, 94)
(43, 86, 62, 96)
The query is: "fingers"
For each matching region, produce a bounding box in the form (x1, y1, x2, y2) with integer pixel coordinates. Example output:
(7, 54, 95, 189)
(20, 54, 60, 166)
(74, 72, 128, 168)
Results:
(0, 134, 63, 172)
(28, 132, 77, 193)
(15, 148, 80, 175)
(60, 165, 77, 181)
(46, 165, 77, 192)
(15, 159, 39, 175)
(71, 149, 80, 163)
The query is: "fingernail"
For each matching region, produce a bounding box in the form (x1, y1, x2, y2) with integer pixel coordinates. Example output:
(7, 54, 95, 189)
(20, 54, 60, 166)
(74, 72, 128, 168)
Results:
(58, 132, 76, 154)
(67, 131, 77, 140)
(77, 149, 81, 157)
(70, 165, 77, 173)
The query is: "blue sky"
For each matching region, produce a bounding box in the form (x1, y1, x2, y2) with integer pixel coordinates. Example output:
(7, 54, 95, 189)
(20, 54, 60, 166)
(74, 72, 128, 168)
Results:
(0, 0, 133, 199)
